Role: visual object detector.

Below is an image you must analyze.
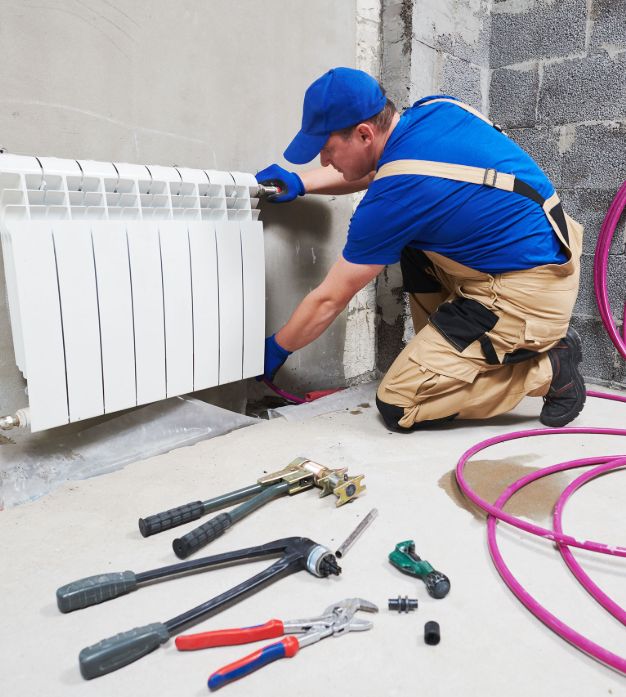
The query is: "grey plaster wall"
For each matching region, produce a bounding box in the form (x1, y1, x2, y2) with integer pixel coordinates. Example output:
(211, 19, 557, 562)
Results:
(490, 0, 626, 388)
(0, 0, 357, 420)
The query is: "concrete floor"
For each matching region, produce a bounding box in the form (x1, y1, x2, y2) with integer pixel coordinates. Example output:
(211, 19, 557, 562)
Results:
(1, 382, 625, 696)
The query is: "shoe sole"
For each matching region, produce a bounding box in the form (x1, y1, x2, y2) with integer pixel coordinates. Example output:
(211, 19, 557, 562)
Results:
(540, 327, 586, 428)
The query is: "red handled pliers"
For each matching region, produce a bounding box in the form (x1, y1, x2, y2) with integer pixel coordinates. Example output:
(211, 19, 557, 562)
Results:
(175, 597, 377, 690)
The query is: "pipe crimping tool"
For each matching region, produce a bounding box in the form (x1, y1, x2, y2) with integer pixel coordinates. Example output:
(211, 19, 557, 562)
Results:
(176, 597, 378, 690)
(138, 457, 366, 558)
(257, 456, 365, 505)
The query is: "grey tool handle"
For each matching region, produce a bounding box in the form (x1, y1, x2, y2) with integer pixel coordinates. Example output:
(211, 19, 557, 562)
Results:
(138, 500, 205, 537)
(56, 571, 137, 613)
(79, 622, 170, 679)
(172, 512, 232, 559)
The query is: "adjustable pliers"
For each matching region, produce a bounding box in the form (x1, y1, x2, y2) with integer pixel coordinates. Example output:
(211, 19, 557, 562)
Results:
(175, 597, 378, 690)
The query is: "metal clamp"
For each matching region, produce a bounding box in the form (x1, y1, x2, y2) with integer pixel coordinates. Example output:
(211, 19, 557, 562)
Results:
(482, 168, 498, 187)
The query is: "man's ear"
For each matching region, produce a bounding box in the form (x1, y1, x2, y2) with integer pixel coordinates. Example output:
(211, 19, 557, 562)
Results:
(355, 123, 376, 145)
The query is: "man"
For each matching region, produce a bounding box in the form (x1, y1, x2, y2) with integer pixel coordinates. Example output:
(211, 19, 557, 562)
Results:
(256, 67, 586, 432)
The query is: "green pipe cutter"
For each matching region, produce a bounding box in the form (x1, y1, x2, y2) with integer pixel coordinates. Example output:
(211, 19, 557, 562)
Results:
(388, 540, 450, 599)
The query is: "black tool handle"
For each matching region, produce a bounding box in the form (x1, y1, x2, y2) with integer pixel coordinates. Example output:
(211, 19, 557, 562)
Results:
(79, 622, 170, 680)
(138, 500, 205, 537)
(173, 512, 232, 559)
(56, 571, 138, 613)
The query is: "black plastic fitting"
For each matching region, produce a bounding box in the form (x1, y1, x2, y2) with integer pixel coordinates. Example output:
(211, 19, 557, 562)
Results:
(388, 595, 418, 612)
(424, 620, 440, 645)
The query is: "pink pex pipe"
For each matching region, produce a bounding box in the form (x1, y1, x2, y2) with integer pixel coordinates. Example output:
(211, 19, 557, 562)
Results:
(586, 389, 626, 404)
(455, 426, 626, 557)
(593, 181, 626, 359)
(553, 461, 626, 625)
(455, 404, 626, 674)
(486, 455, 626, 673)
(261, 378, 306, 404)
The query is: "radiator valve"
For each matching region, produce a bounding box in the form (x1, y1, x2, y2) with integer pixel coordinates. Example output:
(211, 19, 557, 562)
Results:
(0, 408, 30, 430)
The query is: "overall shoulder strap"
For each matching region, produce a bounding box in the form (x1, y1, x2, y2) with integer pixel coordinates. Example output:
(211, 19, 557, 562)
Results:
(375, 98, 570, 249)
(416, 97, 503, 131)
(374, 158, 570, 254)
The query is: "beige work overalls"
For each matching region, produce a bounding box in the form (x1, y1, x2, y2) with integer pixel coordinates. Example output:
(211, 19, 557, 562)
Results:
(376, 99, 583, 429)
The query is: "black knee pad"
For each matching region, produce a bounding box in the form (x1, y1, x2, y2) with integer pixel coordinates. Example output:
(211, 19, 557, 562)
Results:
(376, 396, 412, 432)
(413, 413, 459, 429)
(376, 395, 458, 433)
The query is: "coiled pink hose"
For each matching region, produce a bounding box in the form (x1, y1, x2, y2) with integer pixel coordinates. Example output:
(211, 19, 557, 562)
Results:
(594, 180, 626, 359)
(455, 378, 626, 673)
(486, 448, 626, 673)
(553, 460, 626, 626)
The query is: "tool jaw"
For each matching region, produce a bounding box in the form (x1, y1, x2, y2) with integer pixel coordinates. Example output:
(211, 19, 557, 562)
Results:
(325, 598, 378, 635)
(321, 472, 366, 506)
(281, 618, 337, 634)
(256, 458, 316, 495)
(292, 625, 334, 649)
(305, 543, 341, 577)
(257, 457, 366, 506)
(285, 598, 378, 648)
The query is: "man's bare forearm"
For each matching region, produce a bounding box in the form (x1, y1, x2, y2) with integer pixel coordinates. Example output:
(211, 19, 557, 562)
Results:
(275, 290, 345, 352)
(273, 258, 383, 354)
(300, 166, 374, 196)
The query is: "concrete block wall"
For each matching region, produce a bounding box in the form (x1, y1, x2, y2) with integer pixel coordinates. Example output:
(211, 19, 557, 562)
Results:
(382, 0, 491, 111)
(490, 0, 626, 388)
(378, 0, 493, 369)
(378, 0, 625, 388)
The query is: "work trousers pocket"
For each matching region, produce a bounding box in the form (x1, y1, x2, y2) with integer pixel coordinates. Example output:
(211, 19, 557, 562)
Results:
(430, 297, 499, 356)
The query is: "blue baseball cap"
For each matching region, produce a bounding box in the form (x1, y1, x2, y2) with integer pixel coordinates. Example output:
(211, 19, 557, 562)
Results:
(284, 67, 386, 165)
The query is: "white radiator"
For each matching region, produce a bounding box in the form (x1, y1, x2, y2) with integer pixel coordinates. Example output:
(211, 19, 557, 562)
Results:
(0, 154, 265, 432)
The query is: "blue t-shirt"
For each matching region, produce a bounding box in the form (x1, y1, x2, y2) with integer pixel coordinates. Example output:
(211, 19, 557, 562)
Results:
(343, 96, 566, 273)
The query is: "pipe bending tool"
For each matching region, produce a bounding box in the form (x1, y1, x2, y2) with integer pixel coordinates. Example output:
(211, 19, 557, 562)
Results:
(388, 540, 451, 599)
(176, 597, 377, 690)
(138, 457, 366, 559)
(55, 536, 341, 680)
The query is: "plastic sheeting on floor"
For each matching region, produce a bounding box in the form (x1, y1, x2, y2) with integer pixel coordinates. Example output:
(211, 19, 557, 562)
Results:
(0, 396, 256, 509)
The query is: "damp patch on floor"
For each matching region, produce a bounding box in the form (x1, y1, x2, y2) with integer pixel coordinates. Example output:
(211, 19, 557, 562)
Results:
(438, 454, 571, 523)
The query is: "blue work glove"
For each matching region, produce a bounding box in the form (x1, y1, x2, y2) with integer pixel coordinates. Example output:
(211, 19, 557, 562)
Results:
(256, 164, 305, 203)
(258, 334, 292, 381)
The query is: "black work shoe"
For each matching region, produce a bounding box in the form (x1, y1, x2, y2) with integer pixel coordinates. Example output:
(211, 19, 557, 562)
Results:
(539, 327, 586, 427)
